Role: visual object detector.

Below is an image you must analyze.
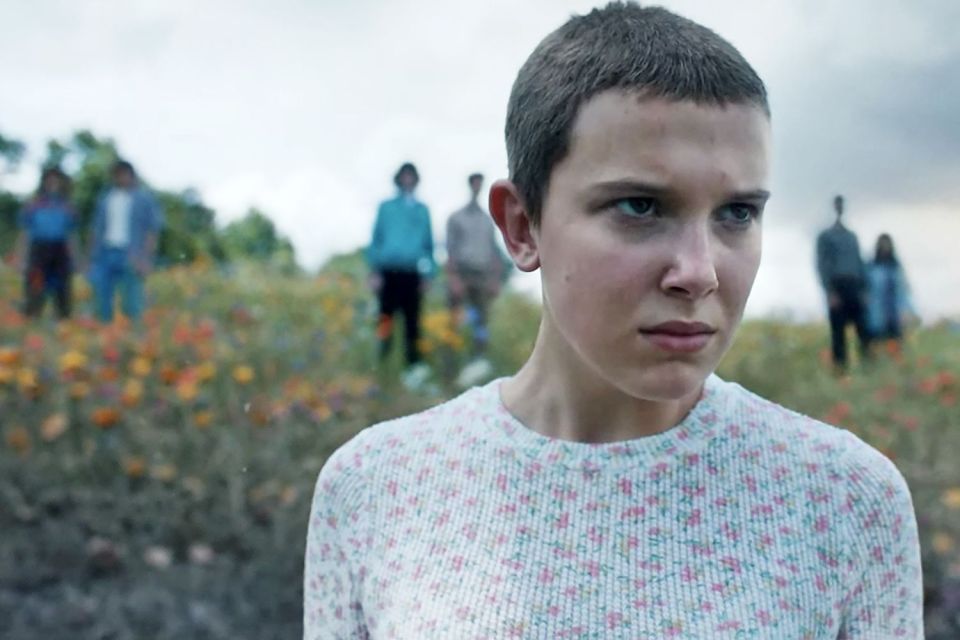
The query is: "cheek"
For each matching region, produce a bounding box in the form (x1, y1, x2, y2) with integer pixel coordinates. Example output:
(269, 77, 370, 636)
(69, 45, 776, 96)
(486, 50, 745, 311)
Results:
(718, 243, 761, 308)
(545, 234, 659, 321)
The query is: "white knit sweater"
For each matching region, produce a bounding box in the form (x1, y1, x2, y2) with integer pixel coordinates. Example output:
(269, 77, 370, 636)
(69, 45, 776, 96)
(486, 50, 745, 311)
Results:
(304, 375, 923, 639)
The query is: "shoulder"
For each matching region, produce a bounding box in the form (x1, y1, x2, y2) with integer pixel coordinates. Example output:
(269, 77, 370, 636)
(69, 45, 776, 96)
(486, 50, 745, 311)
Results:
(718, 379, 906, 488)
(316, 385, 491, 490)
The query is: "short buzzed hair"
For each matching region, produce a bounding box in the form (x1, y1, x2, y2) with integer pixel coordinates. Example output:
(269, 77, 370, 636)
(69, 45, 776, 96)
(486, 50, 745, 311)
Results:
(505, 2, 769, 225)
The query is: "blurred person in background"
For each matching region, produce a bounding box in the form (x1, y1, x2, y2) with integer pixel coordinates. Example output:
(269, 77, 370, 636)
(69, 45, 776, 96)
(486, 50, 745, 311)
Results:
(366, 162, 435, 390)
(87, 159, 163, 323)
(12, 166, 80, 319)
(865, 233, 916, 344)
(445, 172, 507, 387)
(816, 194, 870, 370)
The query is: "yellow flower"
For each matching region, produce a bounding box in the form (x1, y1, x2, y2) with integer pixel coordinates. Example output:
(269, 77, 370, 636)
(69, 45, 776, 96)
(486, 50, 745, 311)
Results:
(0, 365, 13, 385)
(942, 488, 960, 510)
(932, 532, 955, 555)
(232, 365, 255, 385)
(197, 361, 217, 383)
(17, 368, 38, 394)
(70, 382, 91, 400)
(130, 357, 152, 377)
(121, 379, 144, 407)
(176, 381, 199, 402)
(59, 350, 88, 374)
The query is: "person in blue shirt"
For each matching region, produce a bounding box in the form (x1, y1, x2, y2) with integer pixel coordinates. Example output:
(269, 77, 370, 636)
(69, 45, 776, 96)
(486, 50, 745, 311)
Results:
(13, 166, 80, 319)
(366, 162, 435, 387)
(865, 233, 915, 342)
(87, 159, 163, 323)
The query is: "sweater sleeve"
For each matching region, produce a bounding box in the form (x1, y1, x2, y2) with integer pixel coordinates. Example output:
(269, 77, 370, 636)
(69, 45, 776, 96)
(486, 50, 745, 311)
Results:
(304, 438, 372, 640)
(837, 442, 924, 639)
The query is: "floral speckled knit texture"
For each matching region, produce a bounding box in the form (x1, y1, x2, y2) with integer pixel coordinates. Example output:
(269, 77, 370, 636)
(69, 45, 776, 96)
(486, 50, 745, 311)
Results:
(304, 375, 923, 639)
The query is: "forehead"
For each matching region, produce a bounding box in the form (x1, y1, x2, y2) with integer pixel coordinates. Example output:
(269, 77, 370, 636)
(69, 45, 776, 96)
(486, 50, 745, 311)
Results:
(559, 91, 771, 197)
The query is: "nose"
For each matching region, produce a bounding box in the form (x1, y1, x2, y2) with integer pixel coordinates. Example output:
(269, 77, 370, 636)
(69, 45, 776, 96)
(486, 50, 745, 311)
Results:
(660, 222, 719, 300)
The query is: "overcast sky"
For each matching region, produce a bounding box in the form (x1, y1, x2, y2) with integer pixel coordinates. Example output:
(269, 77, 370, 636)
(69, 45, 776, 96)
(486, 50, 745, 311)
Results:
(1, 0, 958, 319)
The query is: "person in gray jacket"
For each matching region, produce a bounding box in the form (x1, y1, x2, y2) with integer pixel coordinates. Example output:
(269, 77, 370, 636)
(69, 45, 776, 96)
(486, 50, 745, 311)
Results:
(816, 195, 870, 369)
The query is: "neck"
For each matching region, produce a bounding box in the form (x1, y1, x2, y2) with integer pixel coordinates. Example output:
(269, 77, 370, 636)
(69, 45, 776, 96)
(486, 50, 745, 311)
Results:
(501, 315, 702, 444)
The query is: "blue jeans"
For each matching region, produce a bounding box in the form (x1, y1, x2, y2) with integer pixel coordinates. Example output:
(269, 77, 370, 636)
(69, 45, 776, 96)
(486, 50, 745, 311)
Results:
(91, 248, 144, 322)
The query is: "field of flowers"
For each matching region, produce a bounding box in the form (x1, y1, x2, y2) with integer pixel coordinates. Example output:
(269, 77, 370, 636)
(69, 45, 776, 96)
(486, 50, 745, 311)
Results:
(0, 261, 958, 638)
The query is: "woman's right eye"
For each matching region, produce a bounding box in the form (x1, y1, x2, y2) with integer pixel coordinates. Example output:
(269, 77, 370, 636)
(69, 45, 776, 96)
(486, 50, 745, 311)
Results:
(613, 197, 658, 219)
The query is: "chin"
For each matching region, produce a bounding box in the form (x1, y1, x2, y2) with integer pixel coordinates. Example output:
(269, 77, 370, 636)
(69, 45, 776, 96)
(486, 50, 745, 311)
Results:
(613, 360, 710, 403)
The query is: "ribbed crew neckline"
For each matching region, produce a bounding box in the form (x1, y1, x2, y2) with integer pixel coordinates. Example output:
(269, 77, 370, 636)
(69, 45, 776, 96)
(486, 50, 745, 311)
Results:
(479, 374, 727, 473)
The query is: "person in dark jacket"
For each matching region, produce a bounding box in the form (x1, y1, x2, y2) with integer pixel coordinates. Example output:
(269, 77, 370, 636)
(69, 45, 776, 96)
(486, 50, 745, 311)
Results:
(815, 195, 870, 369)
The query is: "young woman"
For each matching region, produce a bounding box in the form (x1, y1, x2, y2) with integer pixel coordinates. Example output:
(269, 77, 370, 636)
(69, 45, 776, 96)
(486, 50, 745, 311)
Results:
(305, 4, 923, 638)
(865, 233, 916, 342)
(14, 166, 79, 319)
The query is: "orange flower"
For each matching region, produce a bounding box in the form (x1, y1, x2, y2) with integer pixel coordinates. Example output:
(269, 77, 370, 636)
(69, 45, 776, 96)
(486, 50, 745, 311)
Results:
(172, 322, 193, 346)
(0, 346, 22, 367)
(938, 370, 957, 389)
(159, 363, 179, 385)
(194, 410, 215, 429)
(98, 366, 121, 383)
(823, 401, 852, 425)
(123, 456, 147, 479)
(91, 407, 121, 429)
(917, 377, 939, 396)
(5, 426, 31, 456)
(232, 365, 255, 385)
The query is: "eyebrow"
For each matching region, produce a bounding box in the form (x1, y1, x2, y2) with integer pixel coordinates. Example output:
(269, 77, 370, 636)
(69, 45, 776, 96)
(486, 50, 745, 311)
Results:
(586, 179, 771, 202)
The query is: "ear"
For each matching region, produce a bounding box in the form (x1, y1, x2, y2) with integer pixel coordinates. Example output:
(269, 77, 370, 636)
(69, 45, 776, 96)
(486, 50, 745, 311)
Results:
(489, 179, 540, 272)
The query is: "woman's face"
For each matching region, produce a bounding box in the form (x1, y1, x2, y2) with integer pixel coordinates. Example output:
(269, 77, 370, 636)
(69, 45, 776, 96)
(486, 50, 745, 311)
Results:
(532, 92, 771, 401)
(878, 237, 893, 258)
(43, 173, 64, 195)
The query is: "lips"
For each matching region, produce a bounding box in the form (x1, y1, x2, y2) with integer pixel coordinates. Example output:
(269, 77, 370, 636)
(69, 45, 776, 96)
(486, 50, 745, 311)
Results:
(638, 321, 717, 353)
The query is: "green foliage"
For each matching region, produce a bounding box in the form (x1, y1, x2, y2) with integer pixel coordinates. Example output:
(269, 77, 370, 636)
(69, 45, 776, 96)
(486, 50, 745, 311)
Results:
(0, 132, 25, 174)
(0, 190, 21, 257)
(221, 208, 298, 274)
(1, 128, 295, 269)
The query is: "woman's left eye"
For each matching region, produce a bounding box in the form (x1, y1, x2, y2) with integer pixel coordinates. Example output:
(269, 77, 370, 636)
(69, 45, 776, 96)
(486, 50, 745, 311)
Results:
(718, 203, 760, 226)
